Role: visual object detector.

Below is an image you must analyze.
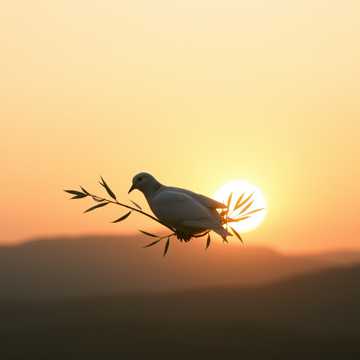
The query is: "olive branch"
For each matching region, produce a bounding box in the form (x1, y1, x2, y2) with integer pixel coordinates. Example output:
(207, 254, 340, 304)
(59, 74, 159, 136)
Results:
(64, 177, 264, 256)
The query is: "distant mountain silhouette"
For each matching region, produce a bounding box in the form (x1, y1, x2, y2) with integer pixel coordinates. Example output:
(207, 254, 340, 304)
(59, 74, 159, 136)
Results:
(1, 262, 360, 359)
(0, 234, 359, 299)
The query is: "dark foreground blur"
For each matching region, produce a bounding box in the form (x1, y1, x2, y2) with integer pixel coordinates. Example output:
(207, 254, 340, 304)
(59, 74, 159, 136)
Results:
(1, 236, 360, 359)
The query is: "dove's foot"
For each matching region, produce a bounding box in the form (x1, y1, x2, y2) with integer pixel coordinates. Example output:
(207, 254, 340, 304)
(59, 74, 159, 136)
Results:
(175, 230, 193, 242)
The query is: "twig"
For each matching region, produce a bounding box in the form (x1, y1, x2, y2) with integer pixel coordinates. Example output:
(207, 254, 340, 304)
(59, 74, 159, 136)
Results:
(87, 191, 176, 233)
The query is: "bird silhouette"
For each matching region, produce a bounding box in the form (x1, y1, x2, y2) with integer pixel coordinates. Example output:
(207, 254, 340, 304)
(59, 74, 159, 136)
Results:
(128, 172, 230, 241)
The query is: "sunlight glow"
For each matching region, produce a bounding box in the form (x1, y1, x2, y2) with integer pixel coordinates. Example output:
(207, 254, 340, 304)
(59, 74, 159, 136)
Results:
(214, 180, 267, 233)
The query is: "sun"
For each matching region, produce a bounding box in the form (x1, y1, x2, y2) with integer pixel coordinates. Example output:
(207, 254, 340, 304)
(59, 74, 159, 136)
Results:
(213, 180, 267, 233)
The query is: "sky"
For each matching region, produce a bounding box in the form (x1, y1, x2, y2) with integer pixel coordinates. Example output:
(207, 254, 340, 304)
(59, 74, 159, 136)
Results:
(1, 0, 360, 252)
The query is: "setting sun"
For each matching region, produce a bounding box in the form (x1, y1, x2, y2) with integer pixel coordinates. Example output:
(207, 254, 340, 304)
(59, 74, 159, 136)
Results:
(214, 180, 267, 233)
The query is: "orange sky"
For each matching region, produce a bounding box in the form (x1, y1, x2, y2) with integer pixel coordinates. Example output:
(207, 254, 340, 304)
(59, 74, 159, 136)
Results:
(1, 0, 360, 252)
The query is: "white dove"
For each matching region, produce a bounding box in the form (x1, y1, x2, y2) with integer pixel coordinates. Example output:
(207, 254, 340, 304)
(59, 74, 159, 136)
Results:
(128, 172, 231, 241)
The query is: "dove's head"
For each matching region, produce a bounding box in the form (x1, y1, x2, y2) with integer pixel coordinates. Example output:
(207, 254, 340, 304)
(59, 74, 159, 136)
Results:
(128, 172, 162, 196)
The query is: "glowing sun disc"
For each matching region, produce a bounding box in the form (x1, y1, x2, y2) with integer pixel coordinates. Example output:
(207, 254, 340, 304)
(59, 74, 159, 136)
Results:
(213, 180, 267, 233)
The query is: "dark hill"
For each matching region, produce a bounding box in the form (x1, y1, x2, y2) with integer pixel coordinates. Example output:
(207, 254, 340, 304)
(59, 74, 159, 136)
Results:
(0, 234, 358, 299)
(1, 264, 360, 359)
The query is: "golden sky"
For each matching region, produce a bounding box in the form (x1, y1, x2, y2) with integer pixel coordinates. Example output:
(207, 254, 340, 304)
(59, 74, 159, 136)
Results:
(1, 0, 360, 252)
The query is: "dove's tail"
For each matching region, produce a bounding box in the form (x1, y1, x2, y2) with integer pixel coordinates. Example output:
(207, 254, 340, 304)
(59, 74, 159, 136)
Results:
(213, 226, 232, 243)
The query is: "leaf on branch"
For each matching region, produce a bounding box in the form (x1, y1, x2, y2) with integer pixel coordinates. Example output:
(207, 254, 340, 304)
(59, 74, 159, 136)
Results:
(84, 202, 109, 213)
(99, 176, 117, 200)
(112, 211, 131, 223)
(238, 200, 254, 215)
(206, 233, 211, 249)
(130, 200, 142, 210)
(241, 208, 264, 217)
(163, 237, 170, 256)
(139, 230, 158, 238)
(230, 226, 243, 243)
(230, 215, 251, 222)
(80, 186, 89, 195)
(235, 192, 254, 210)
(143, 239, 161, 248)
(71, 193, 88, 199)
(64, 189, 87, 197)
(234, 193, 245, 210)
(227, 192, 233, 210)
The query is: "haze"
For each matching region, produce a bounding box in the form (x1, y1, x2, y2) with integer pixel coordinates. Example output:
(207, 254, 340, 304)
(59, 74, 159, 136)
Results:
(1, 1, 360, 252)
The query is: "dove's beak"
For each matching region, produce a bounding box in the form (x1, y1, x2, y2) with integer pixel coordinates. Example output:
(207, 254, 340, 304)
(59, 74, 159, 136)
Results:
(128, 184, 135, 194)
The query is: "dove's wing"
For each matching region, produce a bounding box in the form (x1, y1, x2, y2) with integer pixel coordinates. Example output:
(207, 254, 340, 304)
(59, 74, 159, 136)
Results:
(150, 189, 221, 230)
(166, 187, 226, 209)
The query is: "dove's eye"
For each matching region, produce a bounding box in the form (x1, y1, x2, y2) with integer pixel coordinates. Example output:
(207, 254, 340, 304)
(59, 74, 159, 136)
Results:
(138, 177, 143, 182)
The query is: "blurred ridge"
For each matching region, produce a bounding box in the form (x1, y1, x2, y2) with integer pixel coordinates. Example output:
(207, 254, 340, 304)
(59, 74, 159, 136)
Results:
(1, 260, 360, 359)
(1, 234, 360, 300)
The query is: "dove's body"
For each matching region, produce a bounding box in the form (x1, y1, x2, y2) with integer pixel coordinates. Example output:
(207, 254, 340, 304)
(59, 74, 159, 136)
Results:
(129, 172, 230, 240)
